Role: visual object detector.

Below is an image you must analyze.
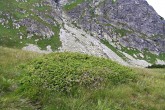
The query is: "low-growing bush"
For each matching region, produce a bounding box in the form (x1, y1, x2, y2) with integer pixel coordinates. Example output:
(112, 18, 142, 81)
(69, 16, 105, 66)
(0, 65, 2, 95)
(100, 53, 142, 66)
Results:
(18, 52, 137, 100)
(147, 64, 165, 68)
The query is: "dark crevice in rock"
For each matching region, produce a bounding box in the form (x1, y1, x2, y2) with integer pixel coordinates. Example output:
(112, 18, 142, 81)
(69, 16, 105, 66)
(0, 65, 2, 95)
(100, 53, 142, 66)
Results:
(54, 0, 60, 6)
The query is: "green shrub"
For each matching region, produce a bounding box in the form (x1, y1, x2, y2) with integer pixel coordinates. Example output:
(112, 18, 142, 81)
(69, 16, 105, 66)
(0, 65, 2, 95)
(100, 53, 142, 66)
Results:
(18, 52, 136, 100)
(0, 76, 12, 92)
(147, 64, 165, 68)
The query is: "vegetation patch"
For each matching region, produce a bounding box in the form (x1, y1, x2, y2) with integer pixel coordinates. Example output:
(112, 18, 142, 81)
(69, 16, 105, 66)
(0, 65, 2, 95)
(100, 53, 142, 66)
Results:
(18, 52, 136, 99)
(63, 0, 87, 10)
(147, 64, 165, 69)
(114, 28, 132, 37)
(112, 0, 117, 4)
(100, 39, 128, 61)
(121, 47, 165, 64)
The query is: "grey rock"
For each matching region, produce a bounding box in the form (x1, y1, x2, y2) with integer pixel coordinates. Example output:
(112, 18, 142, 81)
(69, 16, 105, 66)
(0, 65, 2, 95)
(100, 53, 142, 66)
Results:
(65, 0, 165, 54)
(19, 18, 54, 39)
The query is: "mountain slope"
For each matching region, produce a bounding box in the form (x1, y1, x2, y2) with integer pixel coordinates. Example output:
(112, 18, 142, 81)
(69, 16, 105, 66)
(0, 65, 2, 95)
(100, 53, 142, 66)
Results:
(63, 0, 165, 65)
(0, 0, 61, 50)
(0, 0, 165, 66)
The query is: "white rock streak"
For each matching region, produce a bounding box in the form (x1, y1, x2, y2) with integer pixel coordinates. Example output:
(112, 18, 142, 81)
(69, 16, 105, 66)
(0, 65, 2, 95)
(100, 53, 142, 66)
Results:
(59, 15, 128, 66)
(22, 44, 52, 54)
(156, 59, 165, 65)
(122, 52, 151, 67)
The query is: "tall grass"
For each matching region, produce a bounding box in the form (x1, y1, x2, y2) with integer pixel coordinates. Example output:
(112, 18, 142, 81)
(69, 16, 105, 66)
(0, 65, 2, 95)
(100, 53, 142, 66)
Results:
(0, 47, 41, 109)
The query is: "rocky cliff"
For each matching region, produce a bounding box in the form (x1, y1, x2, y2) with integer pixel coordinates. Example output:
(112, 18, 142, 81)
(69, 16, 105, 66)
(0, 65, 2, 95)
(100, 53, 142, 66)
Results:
(65, 0, 165, 54)
(0, 0, 165, 67)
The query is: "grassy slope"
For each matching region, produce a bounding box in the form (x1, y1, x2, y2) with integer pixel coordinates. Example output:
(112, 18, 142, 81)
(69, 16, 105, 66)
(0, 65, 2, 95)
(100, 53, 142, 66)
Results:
(101, 38, 165, 63)
(0, 0, 61, 50)
(0, 47, 165, 110)
(0, 47, 42, 109)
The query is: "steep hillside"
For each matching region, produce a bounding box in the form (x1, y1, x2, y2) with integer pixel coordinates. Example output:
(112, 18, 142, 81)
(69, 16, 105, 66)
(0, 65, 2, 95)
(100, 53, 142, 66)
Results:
(63, 0, 165, 65)
(0, 0, 61, 51)
(1, 47, 165, 110)
(0, 0, 165, 66)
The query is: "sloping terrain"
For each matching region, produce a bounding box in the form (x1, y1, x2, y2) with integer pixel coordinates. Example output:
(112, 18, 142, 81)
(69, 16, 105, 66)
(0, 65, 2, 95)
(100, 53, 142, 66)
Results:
(0, 0, 61, 51)
(63, 0, 165, 65)
(1, 1, 165, 109)
(0, 47, 165, 110)
(0, 0, 165, 66)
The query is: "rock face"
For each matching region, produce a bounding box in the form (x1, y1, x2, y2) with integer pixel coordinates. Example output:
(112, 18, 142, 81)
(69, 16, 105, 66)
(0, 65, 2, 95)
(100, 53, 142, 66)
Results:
(19, 18, 54, 39)
(104, 0, 165, 36)
(66, 0, 165, 54)
(0, 0, 165, 67)
(67, 0, 165, 36)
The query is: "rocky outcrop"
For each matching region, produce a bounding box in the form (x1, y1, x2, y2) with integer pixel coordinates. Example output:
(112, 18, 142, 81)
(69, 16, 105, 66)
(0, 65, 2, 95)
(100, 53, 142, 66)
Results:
(102, 0, 165, 36)
(19, 18, 54, 39)
(65, 0, 165, 54)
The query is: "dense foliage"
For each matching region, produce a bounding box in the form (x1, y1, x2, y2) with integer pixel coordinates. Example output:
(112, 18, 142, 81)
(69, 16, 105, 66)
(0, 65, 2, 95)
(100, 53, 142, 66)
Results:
(18, 52, 136, 99)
